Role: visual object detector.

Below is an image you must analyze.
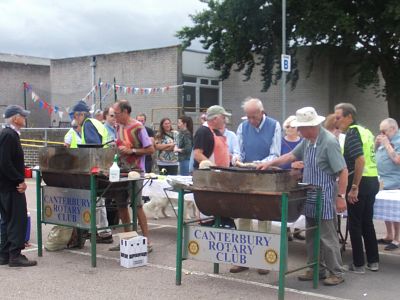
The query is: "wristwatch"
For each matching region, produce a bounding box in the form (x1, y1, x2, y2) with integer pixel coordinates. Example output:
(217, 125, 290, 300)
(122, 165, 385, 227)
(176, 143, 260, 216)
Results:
(337, 194, 345, 199)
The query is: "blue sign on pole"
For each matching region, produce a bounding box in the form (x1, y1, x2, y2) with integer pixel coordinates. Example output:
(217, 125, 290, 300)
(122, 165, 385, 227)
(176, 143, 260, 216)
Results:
(281, 54, 291, 72)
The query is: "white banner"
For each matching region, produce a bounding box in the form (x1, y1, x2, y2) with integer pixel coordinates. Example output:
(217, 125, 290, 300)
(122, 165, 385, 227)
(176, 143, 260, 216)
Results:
(184, 226, 282, 271)
(42, 186, 92, 229)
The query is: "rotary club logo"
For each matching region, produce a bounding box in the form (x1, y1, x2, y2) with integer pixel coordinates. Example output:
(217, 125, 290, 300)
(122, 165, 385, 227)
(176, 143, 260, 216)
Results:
(265, 249, 278, 264)
(188, 241, 200, 255)
(83, 211, 91, 224)
(44, 205, 52, 218)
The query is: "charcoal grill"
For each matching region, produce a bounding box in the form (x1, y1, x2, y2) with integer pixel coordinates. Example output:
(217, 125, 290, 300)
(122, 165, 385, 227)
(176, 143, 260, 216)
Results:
(191, 167, 306, 222)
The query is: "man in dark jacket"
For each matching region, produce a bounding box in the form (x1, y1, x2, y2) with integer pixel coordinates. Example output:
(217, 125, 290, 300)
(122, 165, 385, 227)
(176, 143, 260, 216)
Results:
(0, 105, 37, 267)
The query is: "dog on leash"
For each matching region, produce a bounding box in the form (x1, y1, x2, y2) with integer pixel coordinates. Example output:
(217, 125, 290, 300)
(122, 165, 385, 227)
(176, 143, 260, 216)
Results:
(143, 195, 197, 220)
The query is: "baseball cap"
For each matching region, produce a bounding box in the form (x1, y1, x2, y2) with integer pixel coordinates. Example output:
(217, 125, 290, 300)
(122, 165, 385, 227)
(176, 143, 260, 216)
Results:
(206, 105, 231, 119)
(3, 105, 30, 118)
(71, 100, 90, 113)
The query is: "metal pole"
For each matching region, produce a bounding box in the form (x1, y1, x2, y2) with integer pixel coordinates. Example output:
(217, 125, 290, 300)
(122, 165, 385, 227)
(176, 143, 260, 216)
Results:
(90, 174, 97, 267)
(213, 216, 221, 274)
(278, 192, 288, 300)
(281, 0, 287, 123)
(98, 77, 102, 110)
(312, 188, 322, 289)
(175, 189, 184, 285)
(90, 56, 97, 108)
(113, 77, 118, 102)
(36, 170, 42, 257)
(131, 181, 137, 231)
(23, 82, 28, 128)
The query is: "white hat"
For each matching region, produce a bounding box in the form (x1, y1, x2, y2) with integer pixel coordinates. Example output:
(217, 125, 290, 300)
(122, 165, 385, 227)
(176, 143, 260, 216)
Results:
(290, 107, 325, 127)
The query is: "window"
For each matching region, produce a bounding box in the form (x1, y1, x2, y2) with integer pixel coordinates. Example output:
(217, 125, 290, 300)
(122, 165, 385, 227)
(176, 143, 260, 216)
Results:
(182, 76, 220, 113)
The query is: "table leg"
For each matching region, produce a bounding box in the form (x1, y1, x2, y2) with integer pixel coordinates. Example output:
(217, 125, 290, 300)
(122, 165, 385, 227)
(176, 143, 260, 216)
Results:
(176, 189, 184, 285)
(278, 193, 288, 300)
(312, 188, 322, 289)
(36, 171, 42, 257)
(213, 216, 221, 274)
(90, 175, 97, 268)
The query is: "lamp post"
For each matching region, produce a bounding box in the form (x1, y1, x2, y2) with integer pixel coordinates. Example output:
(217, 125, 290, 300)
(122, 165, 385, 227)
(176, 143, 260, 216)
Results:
(281, 0, 287, 123)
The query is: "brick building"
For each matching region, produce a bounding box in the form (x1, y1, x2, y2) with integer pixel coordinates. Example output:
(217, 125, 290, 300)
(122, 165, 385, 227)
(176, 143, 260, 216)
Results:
(1, 45, 389, 131)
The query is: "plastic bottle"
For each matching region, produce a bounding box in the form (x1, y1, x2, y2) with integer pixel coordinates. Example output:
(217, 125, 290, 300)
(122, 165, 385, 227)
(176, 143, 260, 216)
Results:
(109, 154, 120, 182)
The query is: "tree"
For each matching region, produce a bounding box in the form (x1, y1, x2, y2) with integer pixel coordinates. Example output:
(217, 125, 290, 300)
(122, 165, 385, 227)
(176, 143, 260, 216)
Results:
(177, 0, 400, 121)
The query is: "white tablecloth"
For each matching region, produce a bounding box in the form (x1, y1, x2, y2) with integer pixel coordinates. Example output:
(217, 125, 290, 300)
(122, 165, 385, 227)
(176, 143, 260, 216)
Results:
(374, 190, 400, 222)
(142, 176, 194, 201)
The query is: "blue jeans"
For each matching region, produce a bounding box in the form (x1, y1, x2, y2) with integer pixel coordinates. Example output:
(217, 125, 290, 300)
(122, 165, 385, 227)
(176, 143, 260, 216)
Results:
(179, 160, 190, 176)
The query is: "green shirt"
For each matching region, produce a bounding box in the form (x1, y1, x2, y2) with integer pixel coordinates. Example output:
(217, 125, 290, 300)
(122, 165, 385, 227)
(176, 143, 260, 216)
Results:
(292, 126, 346, 176)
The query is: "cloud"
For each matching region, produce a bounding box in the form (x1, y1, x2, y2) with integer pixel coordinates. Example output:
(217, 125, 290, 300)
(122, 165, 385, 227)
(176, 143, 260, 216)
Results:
(0, 0, 206, 58)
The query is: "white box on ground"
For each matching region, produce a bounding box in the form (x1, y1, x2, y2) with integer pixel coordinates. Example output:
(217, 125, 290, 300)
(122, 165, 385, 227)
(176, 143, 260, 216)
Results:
(119, 231, 148, 268)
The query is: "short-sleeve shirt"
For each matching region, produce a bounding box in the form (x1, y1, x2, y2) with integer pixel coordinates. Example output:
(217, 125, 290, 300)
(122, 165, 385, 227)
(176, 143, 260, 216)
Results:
(343, 125, 364, 174)
(193, 125, 223, 169)
(292, 127, 346, 176)
(116, 120, 152, 171)
(376, 131, 400, 189)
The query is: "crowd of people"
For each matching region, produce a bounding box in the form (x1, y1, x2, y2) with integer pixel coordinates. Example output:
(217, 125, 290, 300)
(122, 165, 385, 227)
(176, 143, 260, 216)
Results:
(1, 98, 399, 285)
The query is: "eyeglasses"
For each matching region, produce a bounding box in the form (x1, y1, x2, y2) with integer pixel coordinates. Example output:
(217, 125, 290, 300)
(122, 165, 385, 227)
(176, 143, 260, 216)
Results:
(380, 129, 389, 135)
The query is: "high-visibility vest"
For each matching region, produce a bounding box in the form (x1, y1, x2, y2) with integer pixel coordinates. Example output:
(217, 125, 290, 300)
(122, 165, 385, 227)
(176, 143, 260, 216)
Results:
(81, 118, 109, 147)
(348, 124, 378, 177)
(65, 128, 79, 148)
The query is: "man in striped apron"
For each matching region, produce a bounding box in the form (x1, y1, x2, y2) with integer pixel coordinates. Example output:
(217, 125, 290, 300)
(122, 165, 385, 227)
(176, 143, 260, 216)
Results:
(258, 107, 348, 286)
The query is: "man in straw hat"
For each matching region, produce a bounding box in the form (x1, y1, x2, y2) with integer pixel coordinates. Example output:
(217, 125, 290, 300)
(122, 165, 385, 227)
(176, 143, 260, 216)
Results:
(257, 106, 348, 286)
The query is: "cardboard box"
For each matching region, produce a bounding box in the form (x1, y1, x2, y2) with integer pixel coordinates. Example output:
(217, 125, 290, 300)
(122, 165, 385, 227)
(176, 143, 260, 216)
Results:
(120, 231, 148, 268)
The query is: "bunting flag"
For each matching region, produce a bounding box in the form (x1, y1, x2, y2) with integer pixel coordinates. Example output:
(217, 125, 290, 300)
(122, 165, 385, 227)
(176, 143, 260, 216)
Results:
(24, 82, 98, 118)
(101, 81, 182, 96)
(23, 81, 183, 119)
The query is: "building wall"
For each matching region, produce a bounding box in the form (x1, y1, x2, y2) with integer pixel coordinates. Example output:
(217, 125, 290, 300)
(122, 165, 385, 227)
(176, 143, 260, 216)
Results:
(0, 59, 51, 127)
(50, 46, 181, 128)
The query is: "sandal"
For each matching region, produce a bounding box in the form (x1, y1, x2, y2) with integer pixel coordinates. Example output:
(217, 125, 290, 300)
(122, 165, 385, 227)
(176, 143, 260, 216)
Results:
(147, 244, 153, 253)
(384, 242, 399, 251)
(377, 238, 392, 245)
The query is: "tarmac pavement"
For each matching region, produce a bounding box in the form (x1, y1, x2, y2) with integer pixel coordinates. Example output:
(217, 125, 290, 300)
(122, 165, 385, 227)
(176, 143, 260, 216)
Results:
(1, 179, 399, 300)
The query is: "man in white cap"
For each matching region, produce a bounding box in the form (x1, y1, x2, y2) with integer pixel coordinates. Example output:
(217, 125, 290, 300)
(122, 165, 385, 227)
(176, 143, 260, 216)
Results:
(0, 105, 37, 267)
(257, 106, 348, 286)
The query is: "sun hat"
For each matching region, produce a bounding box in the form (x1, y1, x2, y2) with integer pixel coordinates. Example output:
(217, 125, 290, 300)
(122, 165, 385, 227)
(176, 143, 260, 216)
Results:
(290, 107, 325, 127)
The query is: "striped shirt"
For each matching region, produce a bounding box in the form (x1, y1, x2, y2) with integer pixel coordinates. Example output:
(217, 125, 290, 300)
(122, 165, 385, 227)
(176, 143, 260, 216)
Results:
(303, 144, 337, 219)
(343, 125, 363, 174)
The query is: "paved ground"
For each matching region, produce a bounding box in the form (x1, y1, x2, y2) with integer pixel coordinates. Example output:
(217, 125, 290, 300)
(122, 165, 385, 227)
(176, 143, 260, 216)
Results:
(1, 179, 399, 300)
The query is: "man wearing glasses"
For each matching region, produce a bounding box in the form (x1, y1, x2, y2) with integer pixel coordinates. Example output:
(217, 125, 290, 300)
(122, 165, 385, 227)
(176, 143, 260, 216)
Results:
(0, 105, 37, 267)
(71, 100, 113, 243)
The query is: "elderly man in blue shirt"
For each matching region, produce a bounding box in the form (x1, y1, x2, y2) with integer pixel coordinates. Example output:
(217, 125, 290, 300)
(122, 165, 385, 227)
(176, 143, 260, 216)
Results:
(230, 97, 281, 275)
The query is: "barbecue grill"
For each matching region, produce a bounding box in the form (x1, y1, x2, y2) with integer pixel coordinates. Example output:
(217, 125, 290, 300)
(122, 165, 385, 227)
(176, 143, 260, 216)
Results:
(191, 167, 307, 222)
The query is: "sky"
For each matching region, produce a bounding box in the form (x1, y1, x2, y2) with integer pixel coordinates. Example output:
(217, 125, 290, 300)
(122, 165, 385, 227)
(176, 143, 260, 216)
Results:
(0, 0, 207, 59)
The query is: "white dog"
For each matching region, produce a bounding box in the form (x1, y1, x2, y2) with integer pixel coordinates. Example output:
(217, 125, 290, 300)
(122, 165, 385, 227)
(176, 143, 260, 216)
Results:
(143, 195, 197, 220)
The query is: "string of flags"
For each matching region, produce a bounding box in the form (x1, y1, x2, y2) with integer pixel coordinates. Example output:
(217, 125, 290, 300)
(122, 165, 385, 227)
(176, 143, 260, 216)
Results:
(23, 81, 182, 118)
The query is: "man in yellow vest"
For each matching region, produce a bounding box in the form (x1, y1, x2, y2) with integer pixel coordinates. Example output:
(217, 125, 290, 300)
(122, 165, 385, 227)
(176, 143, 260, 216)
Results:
(71, 100, 112, 243)
(71, 100, 108, 146)
(64, 120, 81, 148)
(335, 103, 379, 273)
